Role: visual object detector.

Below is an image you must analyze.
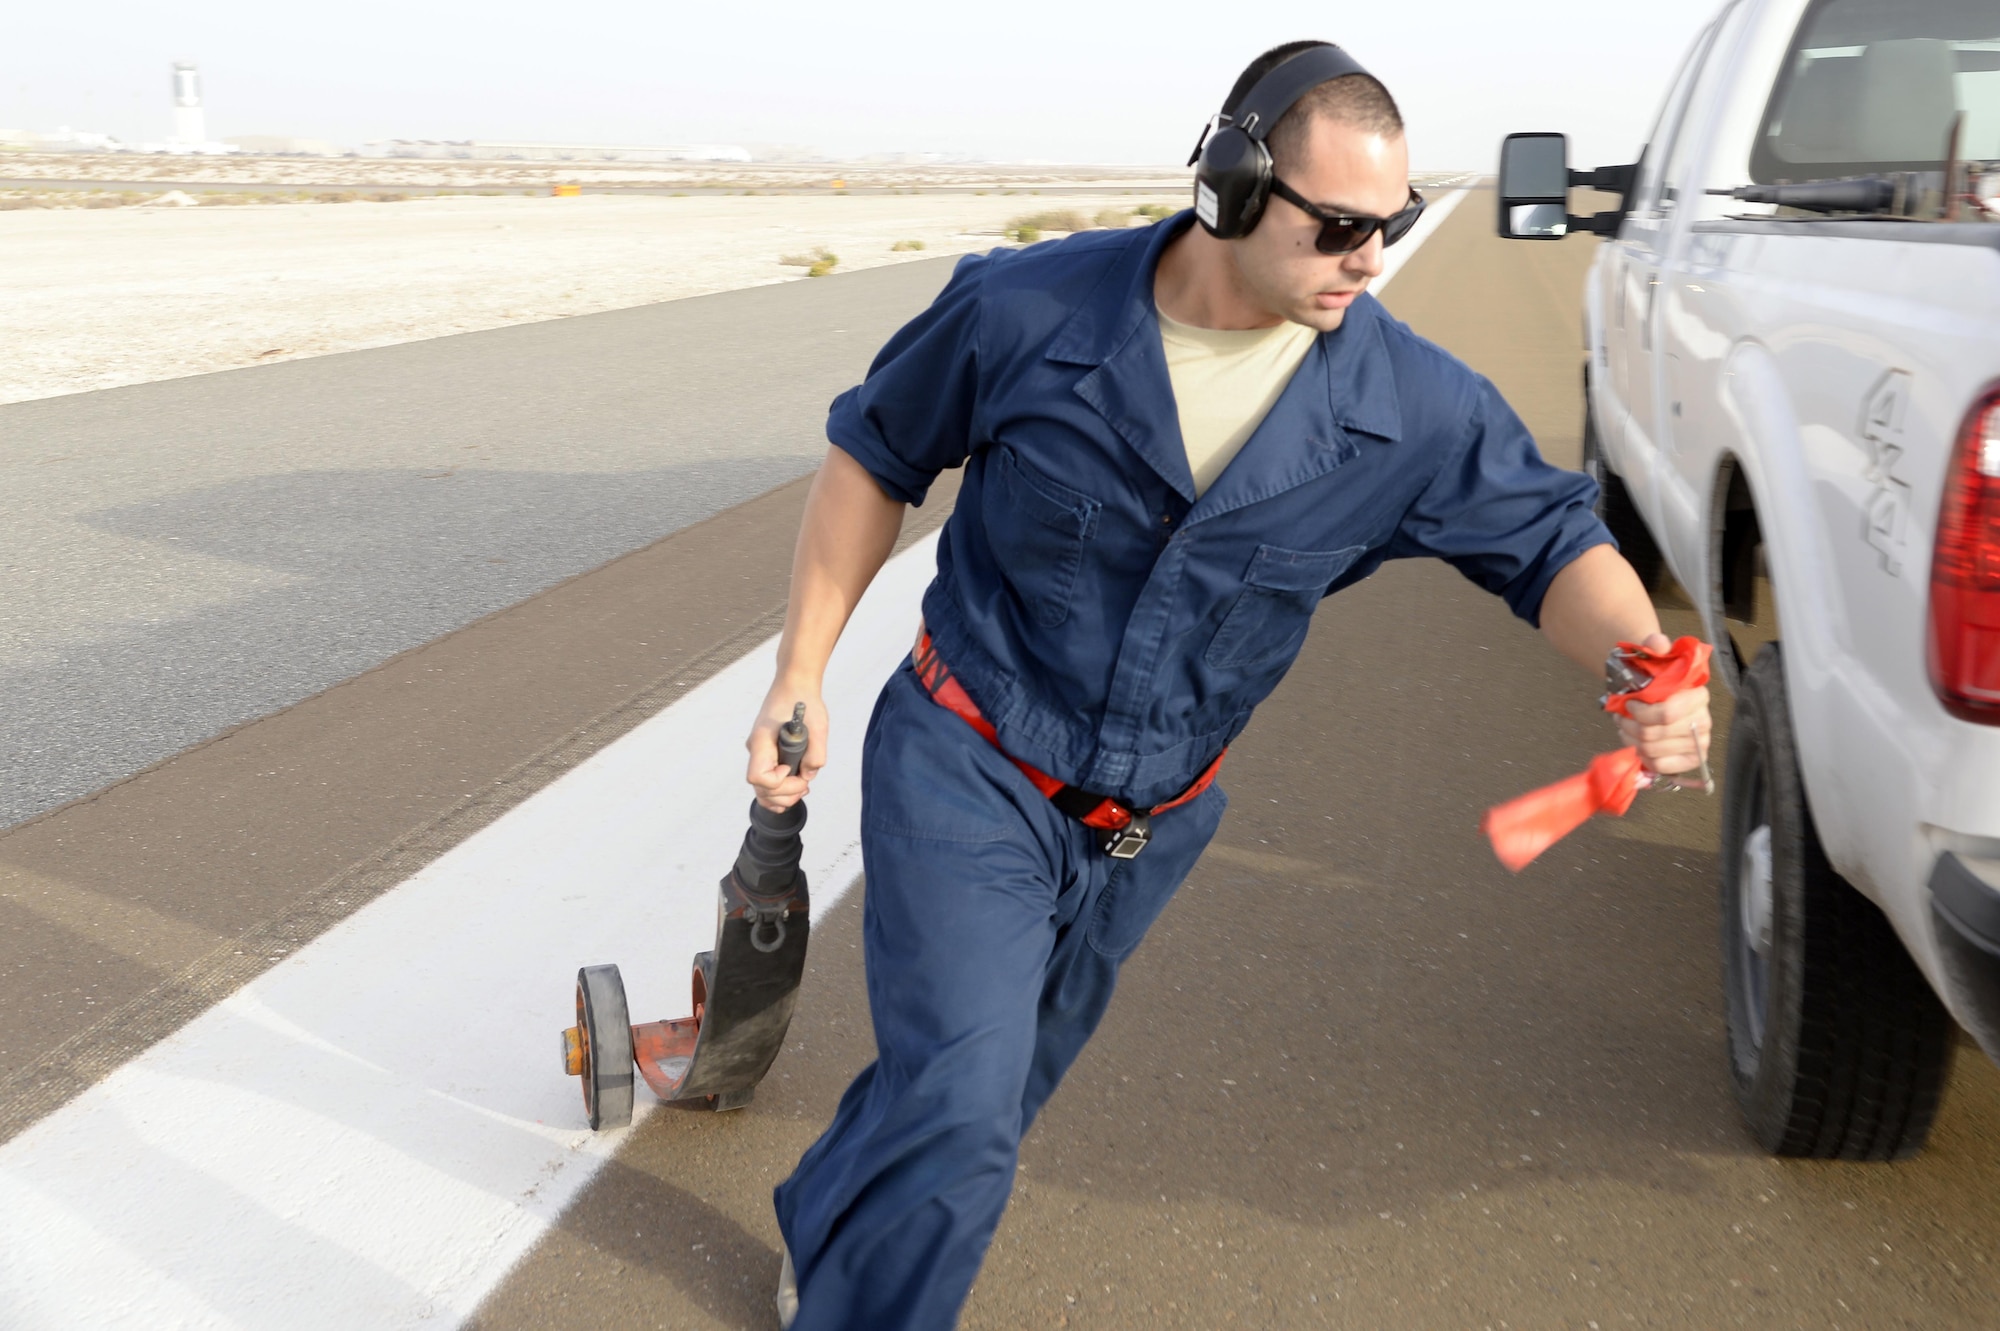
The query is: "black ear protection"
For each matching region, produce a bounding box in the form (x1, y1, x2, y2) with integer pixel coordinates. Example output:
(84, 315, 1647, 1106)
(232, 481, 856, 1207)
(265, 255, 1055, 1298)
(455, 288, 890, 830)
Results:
(1188, 43, 1373, 239)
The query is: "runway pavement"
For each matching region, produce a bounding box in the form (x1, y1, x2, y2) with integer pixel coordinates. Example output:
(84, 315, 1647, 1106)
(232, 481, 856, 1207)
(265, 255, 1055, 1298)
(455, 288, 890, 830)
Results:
(4, 191, 1999, 1327)
(0, 259, 954, 828)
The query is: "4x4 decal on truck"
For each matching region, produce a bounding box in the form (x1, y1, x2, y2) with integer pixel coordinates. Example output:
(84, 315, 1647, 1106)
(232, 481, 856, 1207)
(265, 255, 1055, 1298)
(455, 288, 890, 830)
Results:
(1862, 369, 1914, 576)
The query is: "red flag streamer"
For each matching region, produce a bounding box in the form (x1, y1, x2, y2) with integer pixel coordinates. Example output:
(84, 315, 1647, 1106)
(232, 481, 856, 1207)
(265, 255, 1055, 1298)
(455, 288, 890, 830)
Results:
(1600, 636, 1713, 719)
(1481, 637, 1712, 872)
(1482, 748, 1645, 872)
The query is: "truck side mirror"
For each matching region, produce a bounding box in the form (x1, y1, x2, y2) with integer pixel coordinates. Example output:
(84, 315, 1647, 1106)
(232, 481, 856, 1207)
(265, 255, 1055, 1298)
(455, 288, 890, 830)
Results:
(1498, 132, 1571, 239)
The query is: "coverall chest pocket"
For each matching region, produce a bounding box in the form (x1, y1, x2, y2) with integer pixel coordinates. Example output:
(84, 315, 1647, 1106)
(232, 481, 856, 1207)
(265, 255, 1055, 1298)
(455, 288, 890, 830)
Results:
(986, 446, 1101, 628)
(1205, 543, 1367, 671)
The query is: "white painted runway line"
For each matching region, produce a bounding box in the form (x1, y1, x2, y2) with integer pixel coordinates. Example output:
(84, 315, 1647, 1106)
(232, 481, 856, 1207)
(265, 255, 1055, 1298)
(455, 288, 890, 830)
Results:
(0, 195, 1467, 1329)
(1377, 186, 1467, 289)
(0, 535, 935, 1330)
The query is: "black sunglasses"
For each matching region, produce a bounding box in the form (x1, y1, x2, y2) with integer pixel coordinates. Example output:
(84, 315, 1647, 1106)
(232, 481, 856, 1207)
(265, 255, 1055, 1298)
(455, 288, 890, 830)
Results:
(1269, 179, 1426, 254)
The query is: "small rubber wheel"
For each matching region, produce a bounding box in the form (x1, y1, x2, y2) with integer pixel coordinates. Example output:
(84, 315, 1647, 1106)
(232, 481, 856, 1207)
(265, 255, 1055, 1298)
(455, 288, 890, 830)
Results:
(1581, 379, 1666, 593)
(1720, 645, 1954, 1158)
(576, 964, 634, 1130)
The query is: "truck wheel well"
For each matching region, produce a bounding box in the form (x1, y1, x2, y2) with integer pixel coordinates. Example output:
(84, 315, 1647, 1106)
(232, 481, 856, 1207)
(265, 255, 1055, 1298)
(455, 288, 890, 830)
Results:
(1719, 463, 1759, 622)
(1710, 456, 1779, 687)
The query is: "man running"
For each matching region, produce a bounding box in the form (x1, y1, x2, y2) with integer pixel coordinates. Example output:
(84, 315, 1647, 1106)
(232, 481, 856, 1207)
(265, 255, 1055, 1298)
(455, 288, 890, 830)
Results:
(745, 40, 1712, 1330)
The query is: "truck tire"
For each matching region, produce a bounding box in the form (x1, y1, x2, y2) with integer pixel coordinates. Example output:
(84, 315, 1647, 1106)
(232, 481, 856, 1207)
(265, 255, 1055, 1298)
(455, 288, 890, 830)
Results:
(1580, 389, 1666, 593)
(1719, 644, 1955, 1158)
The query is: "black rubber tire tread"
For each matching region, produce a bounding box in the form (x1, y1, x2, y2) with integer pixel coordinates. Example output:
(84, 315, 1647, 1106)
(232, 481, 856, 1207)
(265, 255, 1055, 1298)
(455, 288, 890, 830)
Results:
(1720, 645, 1955, 1159)
(1580, 381, 1666, 593)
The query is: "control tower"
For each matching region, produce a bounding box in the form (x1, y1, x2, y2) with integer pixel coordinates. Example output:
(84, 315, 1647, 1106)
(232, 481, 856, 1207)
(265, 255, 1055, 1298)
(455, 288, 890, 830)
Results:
(171, 62, 204, 145)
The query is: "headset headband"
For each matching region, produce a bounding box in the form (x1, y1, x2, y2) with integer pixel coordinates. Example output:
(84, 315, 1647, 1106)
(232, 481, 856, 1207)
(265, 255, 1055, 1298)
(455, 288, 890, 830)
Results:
(1230, 44, 1369, 139)
(1188, 44, 1373, 166)
(1187, 42, 1382, 237)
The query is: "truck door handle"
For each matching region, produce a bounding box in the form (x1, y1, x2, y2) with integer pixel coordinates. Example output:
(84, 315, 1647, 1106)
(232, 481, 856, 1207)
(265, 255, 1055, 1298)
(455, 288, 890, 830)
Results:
(1641, 271, 1659, 351)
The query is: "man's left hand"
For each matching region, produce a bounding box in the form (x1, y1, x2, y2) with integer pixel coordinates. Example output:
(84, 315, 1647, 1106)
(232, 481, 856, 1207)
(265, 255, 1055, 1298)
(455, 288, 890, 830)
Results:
(1613, 632, 1714, 788)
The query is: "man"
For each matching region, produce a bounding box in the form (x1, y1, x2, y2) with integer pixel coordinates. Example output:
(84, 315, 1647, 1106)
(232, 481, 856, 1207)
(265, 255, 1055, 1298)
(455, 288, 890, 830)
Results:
(744, 41, 1711, 1330)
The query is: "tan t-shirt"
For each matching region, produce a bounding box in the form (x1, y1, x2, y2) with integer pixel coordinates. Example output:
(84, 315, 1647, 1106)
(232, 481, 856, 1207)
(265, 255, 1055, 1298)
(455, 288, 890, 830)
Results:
(1157, 307, 1318, 497)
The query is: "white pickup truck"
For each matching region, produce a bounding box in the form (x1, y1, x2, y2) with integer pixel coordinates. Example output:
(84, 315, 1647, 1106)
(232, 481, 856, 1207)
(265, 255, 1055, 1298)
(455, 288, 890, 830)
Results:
(1496, 0, 2000, 1160)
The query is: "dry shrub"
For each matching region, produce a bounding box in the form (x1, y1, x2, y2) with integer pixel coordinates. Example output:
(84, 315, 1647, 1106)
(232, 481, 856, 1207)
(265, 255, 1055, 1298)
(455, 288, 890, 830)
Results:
(1093, 207, 1129, 229)
(781, 245, 839, 276)
(0, 191, 150, 209)
(890, 238, 925, 252)
(1008, 209, 1091, 236)
(1132, 202, 1175, 221)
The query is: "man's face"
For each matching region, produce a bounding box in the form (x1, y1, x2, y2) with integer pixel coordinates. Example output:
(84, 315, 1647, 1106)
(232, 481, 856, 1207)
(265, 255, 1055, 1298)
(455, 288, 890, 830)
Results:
(1229, 116, 1412, 332)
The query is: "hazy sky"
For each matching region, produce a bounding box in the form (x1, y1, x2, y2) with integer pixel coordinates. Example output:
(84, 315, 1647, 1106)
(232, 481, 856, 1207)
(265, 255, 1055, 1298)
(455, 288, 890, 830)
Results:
(10, 1, 1718, 170)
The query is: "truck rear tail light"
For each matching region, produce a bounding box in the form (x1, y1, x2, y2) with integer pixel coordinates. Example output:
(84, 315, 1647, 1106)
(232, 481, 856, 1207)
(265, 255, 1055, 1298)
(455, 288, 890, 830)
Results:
(1929, 388, 2000, 723)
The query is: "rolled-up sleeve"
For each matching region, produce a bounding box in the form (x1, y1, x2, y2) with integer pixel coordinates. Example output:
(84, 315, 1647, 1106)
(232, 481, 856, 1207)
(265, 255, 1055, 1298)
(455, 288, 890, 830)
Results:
(825, 250, 990, 507)
(1386, 374, 1613, 626)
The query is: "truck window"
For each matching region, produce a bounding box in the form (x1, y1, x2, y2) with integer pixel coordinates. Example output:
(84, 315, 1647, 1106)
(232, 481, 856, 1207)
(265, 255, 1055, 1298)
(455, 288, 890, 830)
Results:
(1630, 20, 1724, 216)
(1659, 1, 1753, 214)
(1752, 0, 2000, 184)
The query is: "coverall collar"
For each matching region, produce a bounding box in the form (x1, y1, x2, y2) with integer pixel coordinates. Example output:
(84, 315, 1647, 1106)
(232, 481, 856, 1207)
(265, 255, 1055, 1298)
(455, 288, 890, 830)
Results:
(1044, 210, 1405, 513)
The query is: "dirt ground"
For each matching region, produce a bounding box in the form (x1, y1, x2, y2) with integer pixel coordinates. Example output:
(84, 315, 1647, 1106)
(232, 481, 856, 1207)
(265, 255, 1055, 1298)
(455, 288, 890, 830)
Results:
(0, 151, 1190, 192)
(3, 157, 1470, 406)
(0, 190, 1182, 404)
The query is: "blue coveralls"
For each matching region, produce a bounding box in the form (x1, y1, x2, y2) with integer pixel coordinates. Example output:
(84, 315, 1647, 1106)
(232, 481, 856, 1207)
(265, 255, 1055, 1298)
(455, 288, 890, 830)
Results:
(773, 212, 1611, 1329)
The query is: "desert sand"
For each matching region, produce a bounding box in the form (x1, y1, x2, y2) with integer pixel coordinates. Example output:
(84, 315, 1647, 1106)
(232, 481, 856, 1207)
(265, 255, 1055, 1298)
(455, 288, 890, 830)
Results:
(2, 160, 1469, 405)
(0, 151, 1190, 193)
(0, 190, 1185, 404)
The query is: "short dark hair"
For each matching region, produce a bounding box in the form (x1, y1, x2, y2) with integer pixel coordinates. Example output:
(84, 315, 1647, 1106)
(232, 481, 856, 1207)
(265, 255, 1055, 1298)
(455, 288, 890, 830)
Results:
(1222, 41, 1404, 171)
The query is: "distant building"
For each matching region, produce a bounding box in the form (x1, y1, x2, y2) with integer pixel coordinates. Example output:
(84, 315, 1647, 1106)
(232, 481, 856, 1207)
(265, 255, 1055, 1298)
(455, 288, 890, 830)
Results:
(740, 144, 831, 163)
(144, 61, 236, 155)
(856, 151, 979, 165)
(231, 135, 341, 156)
(356, 139, 752, 164)
(25, 127, 124, 152)
(172, 62, 204, 145)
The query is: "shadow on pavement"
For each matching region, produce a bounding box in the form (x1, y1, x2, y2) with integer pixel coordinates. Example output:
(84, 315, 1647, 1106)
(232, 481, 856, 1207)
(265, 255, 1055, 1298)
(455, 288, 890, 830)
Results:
(463, 1156, 784, 1331)
(3, 458, 809, 828)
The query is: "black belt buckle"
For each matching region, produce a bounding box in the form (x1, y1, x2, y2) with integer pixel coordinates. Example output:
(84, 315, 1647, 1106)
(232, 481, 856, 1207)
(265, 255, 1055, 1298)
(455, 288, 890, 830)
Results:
(1098, 811, 1152, 859)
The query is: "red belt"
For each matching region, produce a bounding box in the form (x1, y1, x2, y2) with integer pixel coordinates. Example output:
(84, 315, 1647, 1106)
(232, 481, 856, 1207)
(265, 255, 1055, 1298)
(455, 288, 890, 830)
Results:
(912, 631, 1224, 859)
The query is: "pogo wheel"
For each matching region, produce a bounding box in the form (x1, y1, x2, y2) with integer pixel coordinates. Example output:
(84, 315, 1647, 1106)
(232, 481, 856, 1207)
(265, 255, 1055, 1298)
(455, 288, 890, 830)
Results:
(574, 964, 634, 1129)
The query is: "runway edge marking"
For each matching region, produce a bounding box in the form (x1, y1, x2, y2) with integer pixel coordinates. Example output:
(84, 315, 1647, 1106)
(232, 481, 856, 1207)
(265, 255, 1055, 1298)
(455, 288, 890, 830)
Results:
(1376, 184, 1466, 289)
(0, 536, 934, 1330)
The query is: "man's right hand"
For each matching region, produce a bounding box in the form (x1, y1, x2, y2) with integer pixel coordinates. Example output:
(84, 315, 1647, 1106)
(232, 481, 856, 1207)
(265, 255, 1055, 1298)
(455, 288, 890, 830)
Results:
(746, 680, 828, 812)
(745, 443, 906, 812)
